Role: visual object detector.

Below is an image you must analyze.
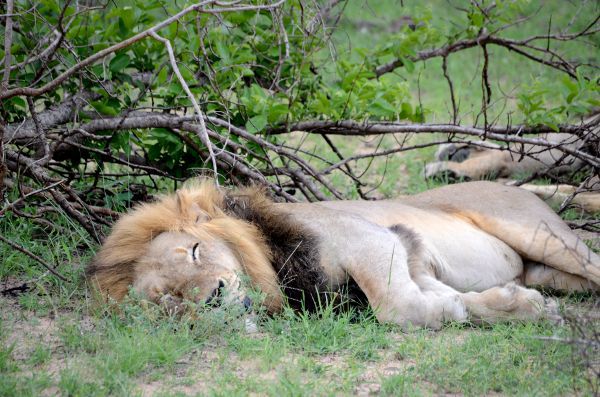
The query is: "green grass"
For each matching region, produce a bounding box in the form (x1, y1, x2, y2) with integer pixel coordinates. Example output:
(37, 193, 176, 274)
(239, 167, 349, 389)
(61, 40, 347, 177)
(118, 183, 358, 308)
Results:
(333, 0, 598, 123)
(1, 287, 595, 396)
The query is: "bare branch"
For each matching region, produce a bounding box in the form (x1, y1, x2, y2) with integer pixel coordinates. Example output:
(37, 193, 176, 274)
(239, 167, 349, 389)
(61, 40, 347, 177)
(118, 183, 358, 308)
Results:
(374, 30, 589, 79)
(1, 0, 14, 92)
(149, 31, 219, 181)
(275, 120, 600, 167)
(5, 91, 97, 144)
(5, 149, 102, 241)
(441, 56, 457, 124)
(0, 234, 68, 281)
(480, 42, 491, 131)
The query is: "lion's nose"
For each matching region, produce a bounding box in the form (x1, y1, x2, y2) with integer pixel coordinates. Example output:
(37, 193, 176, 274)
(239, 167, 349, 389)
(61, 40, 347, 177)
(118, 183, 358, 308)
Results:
(205, 280, 225, 305)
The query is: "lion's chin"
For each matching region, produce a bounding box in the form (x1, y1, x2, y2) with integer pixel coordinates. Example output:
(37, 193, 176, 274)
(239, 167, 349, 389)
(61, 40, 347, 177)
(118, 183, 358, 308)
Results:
(159, 291, 254, 317)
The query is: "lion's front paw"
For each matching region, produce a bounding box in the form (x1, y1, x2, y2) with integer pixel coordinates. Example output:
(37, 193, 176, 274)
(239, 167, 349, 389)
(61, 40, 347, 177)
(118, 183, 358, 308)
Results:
(424, 161, 448, 179)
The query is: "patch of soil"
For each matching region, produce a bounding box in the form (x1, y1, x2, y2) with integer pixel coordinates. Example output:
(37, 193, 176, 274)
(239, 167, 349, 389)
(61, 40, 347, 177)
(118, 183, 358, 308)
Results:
(0, 294, 86, 383)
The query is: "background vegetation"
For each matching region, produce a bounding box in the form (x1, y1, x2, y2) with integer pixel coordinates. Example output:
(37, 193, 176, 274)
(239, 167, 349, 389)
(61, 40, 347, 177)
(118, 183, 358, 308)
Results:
(1, 0, 598, 395)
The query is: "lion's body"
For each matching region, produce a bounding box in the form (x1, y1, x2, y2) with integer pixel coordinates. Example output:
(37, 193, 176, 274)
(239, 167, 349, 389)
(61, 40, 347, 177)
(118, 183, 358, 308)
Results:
(88, 181, 599, 328)
(423, 131, 600, 213)
(424, 133, 586, 180)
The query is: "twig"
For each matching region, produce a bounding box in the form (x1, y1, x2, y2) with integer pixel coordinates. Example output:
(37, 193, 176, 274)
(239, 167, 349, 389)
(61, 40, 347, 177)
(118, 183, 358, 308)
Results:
(0, 179, 64, 216)
(1, 30, 62, 74)
(5, 149, 102, 241)
(149, 31, 219, 182)
(441, 55, 457, 124)
(206, 116, 342, 199)
(319, 134, 370, 199)
(1, 0, 14, 92)
(480, 42, 491, 132)
(0, 234, 68, 281)
(557, 175, 597, 214)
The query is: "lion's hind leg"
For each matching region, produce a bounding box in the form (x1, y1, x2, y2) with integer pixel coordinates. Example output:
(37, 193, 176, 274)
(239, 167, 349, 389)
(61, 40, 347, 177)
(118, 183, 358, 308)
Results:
(318, 218, 468, 329)
(524, 262, 599, 292)
(414, 272, 559, 324)
(390, 223, 556, 324)
(461, 282, 560, 323)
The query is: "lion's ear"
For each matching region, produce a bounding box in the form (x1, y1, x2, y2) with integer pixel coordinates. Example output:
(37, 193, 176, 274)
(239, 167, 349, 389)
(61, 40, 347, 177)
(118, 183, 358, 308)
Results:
(190, 202, 209, 223)
(176, 190, 209, 223)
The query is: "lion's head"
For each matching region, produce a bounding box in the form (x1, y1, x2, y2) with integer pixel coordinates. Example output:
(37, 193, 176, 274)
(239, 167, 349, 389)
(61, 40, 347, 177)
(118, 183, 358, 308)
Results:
(86, 181, 284, 313)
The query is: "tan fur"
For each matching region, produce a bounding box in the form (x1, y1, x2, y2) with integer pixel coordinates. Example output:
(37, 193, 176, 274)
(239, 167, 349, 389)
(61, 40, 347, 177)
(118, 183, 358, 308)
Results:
(425, 133, 586, 180)
(424, 133, 600, 213)
(517, 183, 600, 213)
(88, 180, 599, 328)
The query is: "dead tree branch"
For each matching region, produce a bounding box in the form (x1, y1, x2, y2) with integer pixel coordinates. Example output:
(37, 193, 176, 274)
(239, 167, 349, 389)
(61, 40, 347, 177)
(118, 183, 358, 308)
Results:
(374, 26, 597, 79)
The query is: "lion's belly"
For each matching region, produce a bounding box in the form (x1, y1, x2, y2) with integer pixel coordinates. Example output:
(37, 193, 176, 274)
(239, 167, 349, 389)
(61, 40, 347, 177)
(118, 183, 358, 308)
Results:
(301, 201, 524, 292)
(414, 218, 524, 292)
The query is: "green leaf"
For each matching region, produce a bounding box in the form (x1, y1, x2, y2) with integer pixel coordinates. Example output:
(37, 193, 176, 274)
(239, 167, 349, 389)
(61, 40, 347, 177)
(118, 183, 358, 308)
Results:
(369, 97, 396, 117)
(403, 58, 415, 73)
(157, 67, 168, 85)
(268, 103, 289, 123)
(91, 101, 119, 116)
(469, 11, 484, 28)
(8, 97, 26, 110)
(148, 145, 162, 161)
(400, 102, 413, 119)
(245, 114, 268, 134)
(240, 67, 254, 77)
(215, 41, 231, 64)
(118, 17, 128, 37)
(109, 53, 130, 73)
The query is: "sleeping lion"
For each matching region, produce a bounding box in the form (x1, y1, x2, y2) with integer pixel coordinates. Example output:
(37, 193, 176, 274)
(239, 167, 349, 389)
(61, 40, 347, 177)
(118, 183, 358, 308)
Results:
(87, 180, 599, 329)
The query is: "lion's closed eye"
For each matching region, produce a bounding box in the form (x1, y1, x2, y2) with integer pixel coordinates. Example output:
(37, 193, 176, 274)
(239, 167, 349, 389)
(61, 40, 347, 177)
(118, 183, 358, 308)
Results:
(192, 243, 199, 261)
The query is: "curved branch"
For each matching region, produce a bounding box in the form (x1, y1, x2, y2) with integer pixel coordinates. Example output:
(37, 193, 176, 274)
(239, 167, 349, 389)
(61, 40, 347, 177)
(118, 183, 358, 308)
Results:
(274, 119, 600, 167)
(374, 31, 589, 78)
(149, 31, 218, 180)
